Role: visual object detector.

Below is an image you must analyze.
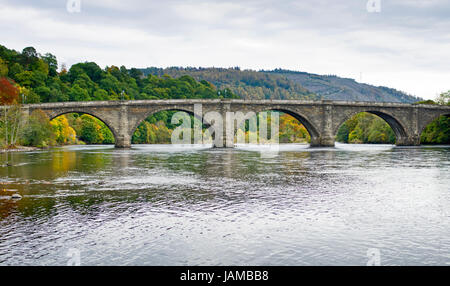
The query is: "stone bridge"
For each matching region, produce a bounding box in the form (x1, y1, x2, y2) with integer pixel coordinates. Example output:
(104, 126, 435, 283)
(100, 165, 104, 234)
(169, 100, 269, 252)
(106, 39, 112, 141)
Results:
(22, 99, 450, 148)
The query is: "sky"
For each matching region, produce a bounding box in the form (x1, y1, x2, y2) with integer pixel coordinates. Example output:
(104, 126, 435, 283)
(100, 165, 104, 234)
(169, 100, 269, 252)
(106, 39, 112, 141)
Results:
(1, 0, 449, 100)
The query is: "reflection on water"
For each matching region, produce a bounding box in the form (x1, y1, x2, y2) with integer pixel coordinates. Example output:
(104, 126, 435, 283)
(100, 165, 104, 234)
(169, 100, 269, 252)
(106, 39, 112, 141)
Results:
(0, 144, 449, 265)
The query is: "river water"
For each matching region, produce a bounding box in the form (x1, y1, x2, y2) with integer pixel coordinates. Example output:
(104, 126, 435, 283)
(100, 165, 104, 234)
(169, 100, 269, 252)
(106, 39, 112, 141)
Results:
(0, 144, 449, 266)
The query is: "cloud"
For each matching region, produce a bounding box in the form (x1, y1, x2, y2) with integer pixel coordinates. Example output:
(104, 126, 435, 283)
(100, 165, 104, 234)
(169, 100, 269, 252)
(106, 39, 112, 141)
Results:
(0, 0, 449, 99)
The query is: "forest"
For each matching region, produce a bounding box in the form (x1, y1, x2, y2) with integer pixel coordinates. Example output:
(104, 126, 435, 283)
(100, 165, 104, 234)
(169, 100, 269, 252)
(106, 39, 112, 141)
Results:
(141, 67, 318, 100)
(0, 44, 449, 148)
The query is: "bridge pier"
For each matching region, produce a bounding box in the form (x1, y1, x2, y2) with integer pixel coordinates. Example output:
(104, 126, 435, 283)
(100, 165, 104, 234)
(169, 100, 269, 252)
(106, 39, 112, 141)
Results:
(212, 106, 235, 148)
(115, 134, 132, 148)
(213, 136, 234, 148)
(114, 104, 132, 148)
(314, 136, 336, 147)
(396, 136, 421, 146)
(312, 103, 336, 147)
(309, 135, 335, 147)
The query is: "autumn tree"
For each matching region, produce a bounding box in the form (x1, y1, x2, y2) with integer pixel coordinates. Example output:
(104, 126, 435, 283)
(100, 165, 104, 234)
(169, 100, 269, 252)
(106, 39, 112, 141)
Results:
(50, 115, 77, 145)
(0, 77, 20, 148)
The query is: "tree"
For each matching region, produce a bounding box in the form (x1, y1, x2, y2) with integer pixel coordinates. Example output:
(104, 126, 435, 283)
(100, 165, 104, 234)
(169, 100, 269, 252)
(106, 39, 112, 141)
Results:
(101, 124, 115, 144)
(421, 115, 450, 144)
(129, 68, 143, 81)
(51, 115, 77, 145)
(348, 126, 364, 144)
(41, 53, 58, 76)
(417, 91, 450, 144)
(14, 71, 33, 87)
(22, 110, 55, 147)
(21, 47, 39, 69)
(1, 105, 24, 147)
(92, 89, 109, 101)
(367, 119, 395, 144)
(69, 84, 91, 101)
(436, 91, 450, 105)
(0, 77, 20, 148)
(99, 73, 121, 94)
(77, 114, 114, 144)
(32, 59, 49, 76)
(336, 122, 350, 143)
(34, 86, 52, 102)
(278, 113, 310, 143)
(22, 47, 38, 59)
(0, 58, 8, 77)
(70, 62, 103, 83)
(0, 77, 19, 105)
(8, 63, 23, 80)
(336, 112, 396, 144)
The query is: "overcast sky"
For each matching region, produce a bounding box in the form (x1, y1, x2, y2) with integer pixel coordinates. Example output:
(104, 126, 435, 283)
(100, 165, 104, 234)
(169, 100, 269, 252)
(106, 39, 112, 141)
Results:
(1, 0, 449, 99)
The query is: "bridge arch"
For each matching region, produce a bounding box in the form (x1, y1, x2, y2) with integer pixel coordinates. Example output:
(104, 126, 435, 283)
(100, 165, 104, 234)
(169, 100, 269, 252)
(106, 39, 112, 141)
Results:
(129, 106, 202, 142)
(46, 110, 119, 144)
(419, 112, 450, 143)
(223, 109, 314, 145)
(249, 107, 321, 146)
(271, 109, 319, 144)
(333, 110, 409, 145)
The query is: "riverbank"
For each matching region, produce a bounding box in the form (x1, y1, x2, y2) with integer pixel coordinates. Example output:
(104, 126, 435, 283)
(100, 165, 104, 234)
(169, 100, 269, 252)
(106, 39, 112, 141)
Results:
(0, 146, 41, 153)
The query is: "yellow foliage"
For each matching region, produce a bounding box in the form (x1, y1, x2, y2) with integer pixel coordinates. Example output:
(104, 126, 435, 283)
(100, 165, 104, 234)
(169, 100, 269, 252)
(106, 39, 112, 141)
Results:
(50, 115, 78, 145)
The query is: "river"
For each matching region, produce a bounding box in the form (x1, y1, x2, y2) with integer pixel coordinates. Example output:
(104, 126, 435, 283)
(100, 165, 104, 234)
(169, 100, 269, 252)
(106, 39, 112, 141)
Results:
(0, 144, 449, 265)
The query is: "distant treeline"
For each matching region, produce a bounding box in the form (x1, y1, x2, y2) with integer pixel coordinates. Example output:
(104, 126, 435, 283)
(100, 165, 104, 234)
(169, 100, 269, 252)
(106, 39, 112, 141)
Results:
(140, 67, 318, 100)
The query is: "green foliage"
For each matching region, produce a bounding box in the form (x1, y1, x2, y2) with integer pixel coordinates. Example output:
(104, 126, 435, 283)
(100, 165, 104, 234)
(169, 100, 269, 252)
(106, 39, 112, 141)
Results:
(336, 123, 350, 143)
(336, 112, 395, 144)
(20, 47, 39, 69)
(1, 45, 236, 107)
(14, 71, 33, 87)
(436, 91, 450, 105)
(101, 125, 115, 144)
(415, 91, 450, 144)
(0, 58, 8, 77)
(8, 63, 24, 79)
(132, 120, 172, 144)
(421, 116, 450, 144)
(76, 114, 114, 144)
(79, 117, 101, 144)
(92, 89, 109, 101)
(69, 84, 91, 101)
(41, 53, 58, 76)
(22, 110, 55, 148)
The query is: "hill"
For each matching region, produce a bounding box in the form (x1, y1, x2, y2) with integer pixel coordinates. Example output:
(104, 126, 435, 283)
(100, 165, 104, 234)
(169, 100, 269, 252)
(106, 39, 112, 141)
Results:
(139, 67, 318, 101)
(141, 67, 421, 103)
(265, 69, 421, 103)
